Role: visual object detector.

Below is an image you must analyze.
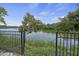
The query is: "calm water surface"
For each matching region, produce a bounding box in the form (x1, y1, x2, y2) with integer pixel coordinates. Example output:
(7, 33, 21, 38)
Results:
(0, 28, 78, 47)
(26, 31, 78, 47)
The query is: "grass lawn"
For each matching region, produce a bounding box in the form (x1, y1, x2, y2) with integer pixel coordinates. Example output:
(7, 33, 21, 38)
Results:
(0, 34, 21, 55)
(25, 40, 55, 56)
(0, 33, 78, 56)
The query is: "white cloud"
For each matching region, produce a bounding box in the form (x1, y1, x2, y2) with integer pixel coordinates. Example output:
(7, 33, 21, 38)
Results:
(56, 4, 70, 11)
(38, 4, 68, 17)
(39, 11, 49, 16)
(60, 16, 64, 18)
(34, 16, 60, 24)
(51, 16, 65, 23)
(51, 17, 60, 23)
(39, 11, 56, 17)
(25, 3, 39, 12)
(34, 16, 41, 20)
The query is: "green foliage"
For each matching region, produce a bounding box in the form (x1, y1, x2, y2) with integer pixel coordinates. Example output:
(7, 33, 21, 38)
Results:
(19, 13, 45, 32)
(0, 34, 20, 55)
(0, 34, 78, 56)
(0, 7, 7, 16)
(0, 16, 6, 25)
(56, 8, 79, 32)
(42, 8, 79, 32)
(0, 7, 7, 26)
(42, 23, 57, 33)
(25, 40, 55, 56)
(19, 8, 79, 33)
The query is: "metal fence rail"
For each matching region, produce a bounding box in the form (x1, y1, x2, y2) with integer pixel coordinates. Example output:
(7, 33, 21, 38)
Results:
(0, 30, 25, 56)
(0, 26, 79, 56)
(56, 32, 79, 56)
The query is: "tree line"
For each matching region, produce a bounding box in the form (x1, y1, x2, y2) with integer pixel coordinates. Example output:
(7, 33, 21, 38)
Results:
(0, 7, 79, 33)
(42, 8, 79, 32)
(19, 8, 79, 32)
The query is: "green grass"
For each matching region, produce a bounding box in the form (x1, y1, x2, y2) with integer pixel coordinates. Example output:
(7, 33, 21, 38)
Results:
(55, 43, 78, 56)
(0, 34, 20, 55)
(25, 40, 55, 56)
(0, 34, 78, 56)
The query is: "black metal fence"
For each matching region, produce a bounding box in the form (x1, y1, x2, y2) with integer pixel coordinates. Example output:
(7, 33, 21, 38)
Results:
(56, 32, 79, 56)
(0, 26, 79, 56)
(0, 26, 25, 56)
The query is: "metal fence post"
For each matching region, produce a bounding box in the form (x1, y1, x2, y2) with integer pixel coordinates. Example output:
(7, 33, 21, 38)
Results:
(56, 32, 58, 56)
(21, 31, 25, 56)
(77, 33, 79, 56)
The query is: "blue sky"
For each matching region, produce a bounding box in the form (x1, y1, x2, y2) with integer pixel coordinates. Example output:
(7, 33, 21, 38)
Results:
(0, 3, 78, 26)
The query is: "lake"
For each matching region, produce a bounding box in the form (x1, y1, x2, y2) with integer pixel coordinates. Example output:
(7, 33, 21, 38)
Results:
(26, 31, 78, 48)
(26, 31, 56, 41)
(0, 28, 78, 48)
(0, 28, 18, 31)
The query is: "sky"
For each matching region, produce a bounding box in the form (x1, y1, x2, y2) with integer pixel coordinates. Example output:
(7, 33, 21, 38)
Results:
(0, 3, 78, 26)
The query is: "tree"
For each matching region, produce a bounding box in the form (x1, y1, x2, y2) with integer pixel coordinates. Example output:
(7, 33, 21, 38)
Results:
(0, 16, 6, 25)
(56, 8, 79, 32)
(19, 13, 44, 32)
(0, 7, 7, 26)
